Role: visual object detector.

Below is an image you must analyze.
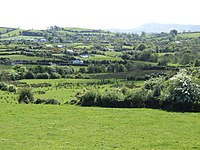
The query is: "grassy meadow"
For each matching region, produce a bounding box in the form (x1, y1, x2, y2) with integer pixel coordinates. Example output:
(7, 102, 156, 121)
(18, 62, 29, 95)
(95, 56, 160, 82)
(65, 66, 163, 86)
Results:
(77, 54, 123, 61)
(0, 103, 199, 149)
(0, 55, 57, 61)
(178, 32, 200, 38)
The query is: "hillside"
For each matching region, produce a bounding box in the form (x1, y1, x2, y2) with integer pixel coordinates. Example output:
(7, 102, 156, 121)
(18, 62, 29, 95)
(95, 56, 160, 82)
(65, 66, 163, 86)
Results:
(110, 23, 200, 33)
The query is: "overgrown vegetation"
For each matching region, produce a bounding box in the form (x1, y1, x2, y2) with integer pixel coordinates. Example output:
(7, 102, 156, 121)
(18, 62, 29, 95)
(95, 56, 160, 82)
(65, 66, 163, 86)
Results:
(77, 70, 200, 112)
(1, 27, 200, 110)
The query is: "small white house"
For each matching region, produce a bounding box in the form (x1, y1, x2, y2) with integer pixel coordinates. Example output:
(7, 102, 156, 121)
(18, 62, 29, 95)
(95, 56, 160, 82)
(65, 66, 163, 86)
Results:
(66, 49, 74, 53)
(80, 55, 89, 58)
(72, 60, 84, 65)
(57, 45, 63, 48)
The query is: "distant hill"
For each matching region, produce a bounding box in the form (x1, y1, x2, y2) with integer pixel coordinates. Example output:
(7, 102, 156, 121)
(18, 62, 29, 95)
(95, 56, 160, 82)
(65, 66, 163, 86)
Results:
(109, 23, 200, 33)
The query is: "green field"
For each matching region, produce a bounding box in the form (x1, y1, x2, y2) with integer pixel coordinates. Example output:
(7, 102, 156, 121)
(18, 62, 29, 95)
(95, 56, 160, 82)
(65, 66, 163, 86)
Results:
(178, 32, 200, 38)
(0, 103, 199, 149)
(104, 51, 122, 57)
(19, 79, 100, 102)
(1, 29, 22, 38)
(78, 54, 122, 61)
(0, 65, 13, 70)
(0, 55, 56, 61)
(1, 36, 44, 40)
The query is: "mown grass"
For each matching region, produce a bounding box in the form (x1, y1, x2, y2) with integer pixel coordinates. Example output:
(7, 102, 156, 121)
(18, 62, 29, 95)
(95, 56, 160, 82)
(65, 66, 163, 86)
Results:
(0, 103, 199, 149)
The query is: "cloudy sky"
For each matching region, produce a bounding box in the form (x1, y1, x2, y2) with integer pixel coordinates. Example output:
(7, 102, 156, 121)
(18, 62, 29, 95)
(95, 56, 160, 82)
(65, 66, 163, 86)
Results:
(0, 0, 199, 29)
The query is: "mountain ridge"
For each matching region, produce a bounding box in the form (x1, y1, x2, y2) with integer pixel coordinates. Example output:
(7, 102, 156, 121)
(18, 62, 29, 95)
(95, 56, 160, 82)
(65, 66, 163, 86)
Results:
(108, 23, 200, 33)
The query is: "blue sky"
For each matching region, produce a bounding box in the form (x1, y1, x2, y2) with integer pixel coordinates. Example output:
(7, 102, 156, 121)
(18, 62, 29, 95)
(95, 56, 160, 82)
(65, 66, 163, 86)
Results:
(1, 0, 200, 29)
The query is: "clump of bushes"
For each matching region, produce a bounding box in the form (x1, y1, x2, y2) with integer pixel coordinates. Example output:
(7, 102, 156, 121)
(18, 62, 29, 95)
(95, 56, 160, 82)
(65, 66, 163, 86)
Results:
(162, 70, 200, 111)
(77, 88, 146, 108)
(79, 90, 97, 106)
(0, 82, 17, 93)
(96, 90, 125, 107)
(35, 98, 60, 105)
(124, 89, 148, 108)
(18, 88, 34, 104)
(77, 69, 200, 112)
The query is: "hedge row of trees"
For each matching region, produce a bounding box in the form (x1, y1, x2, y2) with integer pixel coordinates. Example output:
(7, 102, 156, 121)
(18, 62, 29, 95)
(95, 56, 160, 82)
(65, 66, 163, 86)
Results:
(77, 70, 200, 112)
(0, 65, 76, 81)
(86, 62, 155, 74)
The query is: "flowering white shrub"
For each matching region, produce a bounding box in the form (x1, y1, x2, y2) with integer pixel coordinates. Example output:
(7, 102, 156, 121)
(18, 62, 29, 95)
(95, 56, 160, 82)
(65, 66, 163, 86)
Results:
(165, 69, 200, 104)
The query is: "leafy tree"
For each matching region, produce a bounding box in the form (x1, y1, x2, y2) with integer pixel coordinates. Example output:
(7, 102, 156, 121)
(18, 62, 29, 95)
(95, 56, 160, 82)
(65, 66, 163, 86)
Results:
(79, 90, 97, 106)
(50, 72, 61, 79)
(96, 90, 124, 107)
(124, 89, 147, 108)
(137, 44, 146, 51)
(24, 71, 35, 79)
(170, 29, 178, 36)
(194, 59, 200, 67)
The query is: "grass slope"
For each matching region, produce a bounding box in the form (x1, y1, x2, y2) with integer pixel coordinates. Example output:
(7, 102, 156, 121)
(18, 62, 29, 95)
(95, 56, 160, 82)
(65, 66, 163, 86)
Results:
(0, 103, 199, 149)
(1, 29, 22, 38)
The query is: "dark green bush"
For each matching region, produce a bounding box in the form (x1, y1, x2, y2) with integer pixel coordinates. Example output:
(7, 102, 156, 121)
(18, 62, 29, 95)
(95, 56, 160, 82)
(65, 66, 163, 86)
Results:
(8, 85, 17, 93)
(18, 88, 34, 104)
(96, 90, 124, 107)
(35, 98, 46, 104)
(1, 83, 9, 91)
(24, 71, 35, 79)
(45, 99, 60, 105)
(35, 98, 60, 105)
(79, 91, 97, 106)
(50, 72, 61, 79)
(36, 73, 50, 79)
(124, 89, 146, 108)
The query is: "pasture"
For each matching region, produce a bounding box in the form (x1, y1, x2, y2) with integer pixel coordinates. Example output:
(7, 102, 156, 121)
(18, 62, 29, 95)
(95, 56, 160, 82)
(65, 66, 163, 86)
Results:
(0, 55, 56, 61)
(178, 32, 200, 38)
(20, 78, 100, 102)
(78, 54, 122, 61)
(1, 29, 22, 38)
(0, 103, 199, 149)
